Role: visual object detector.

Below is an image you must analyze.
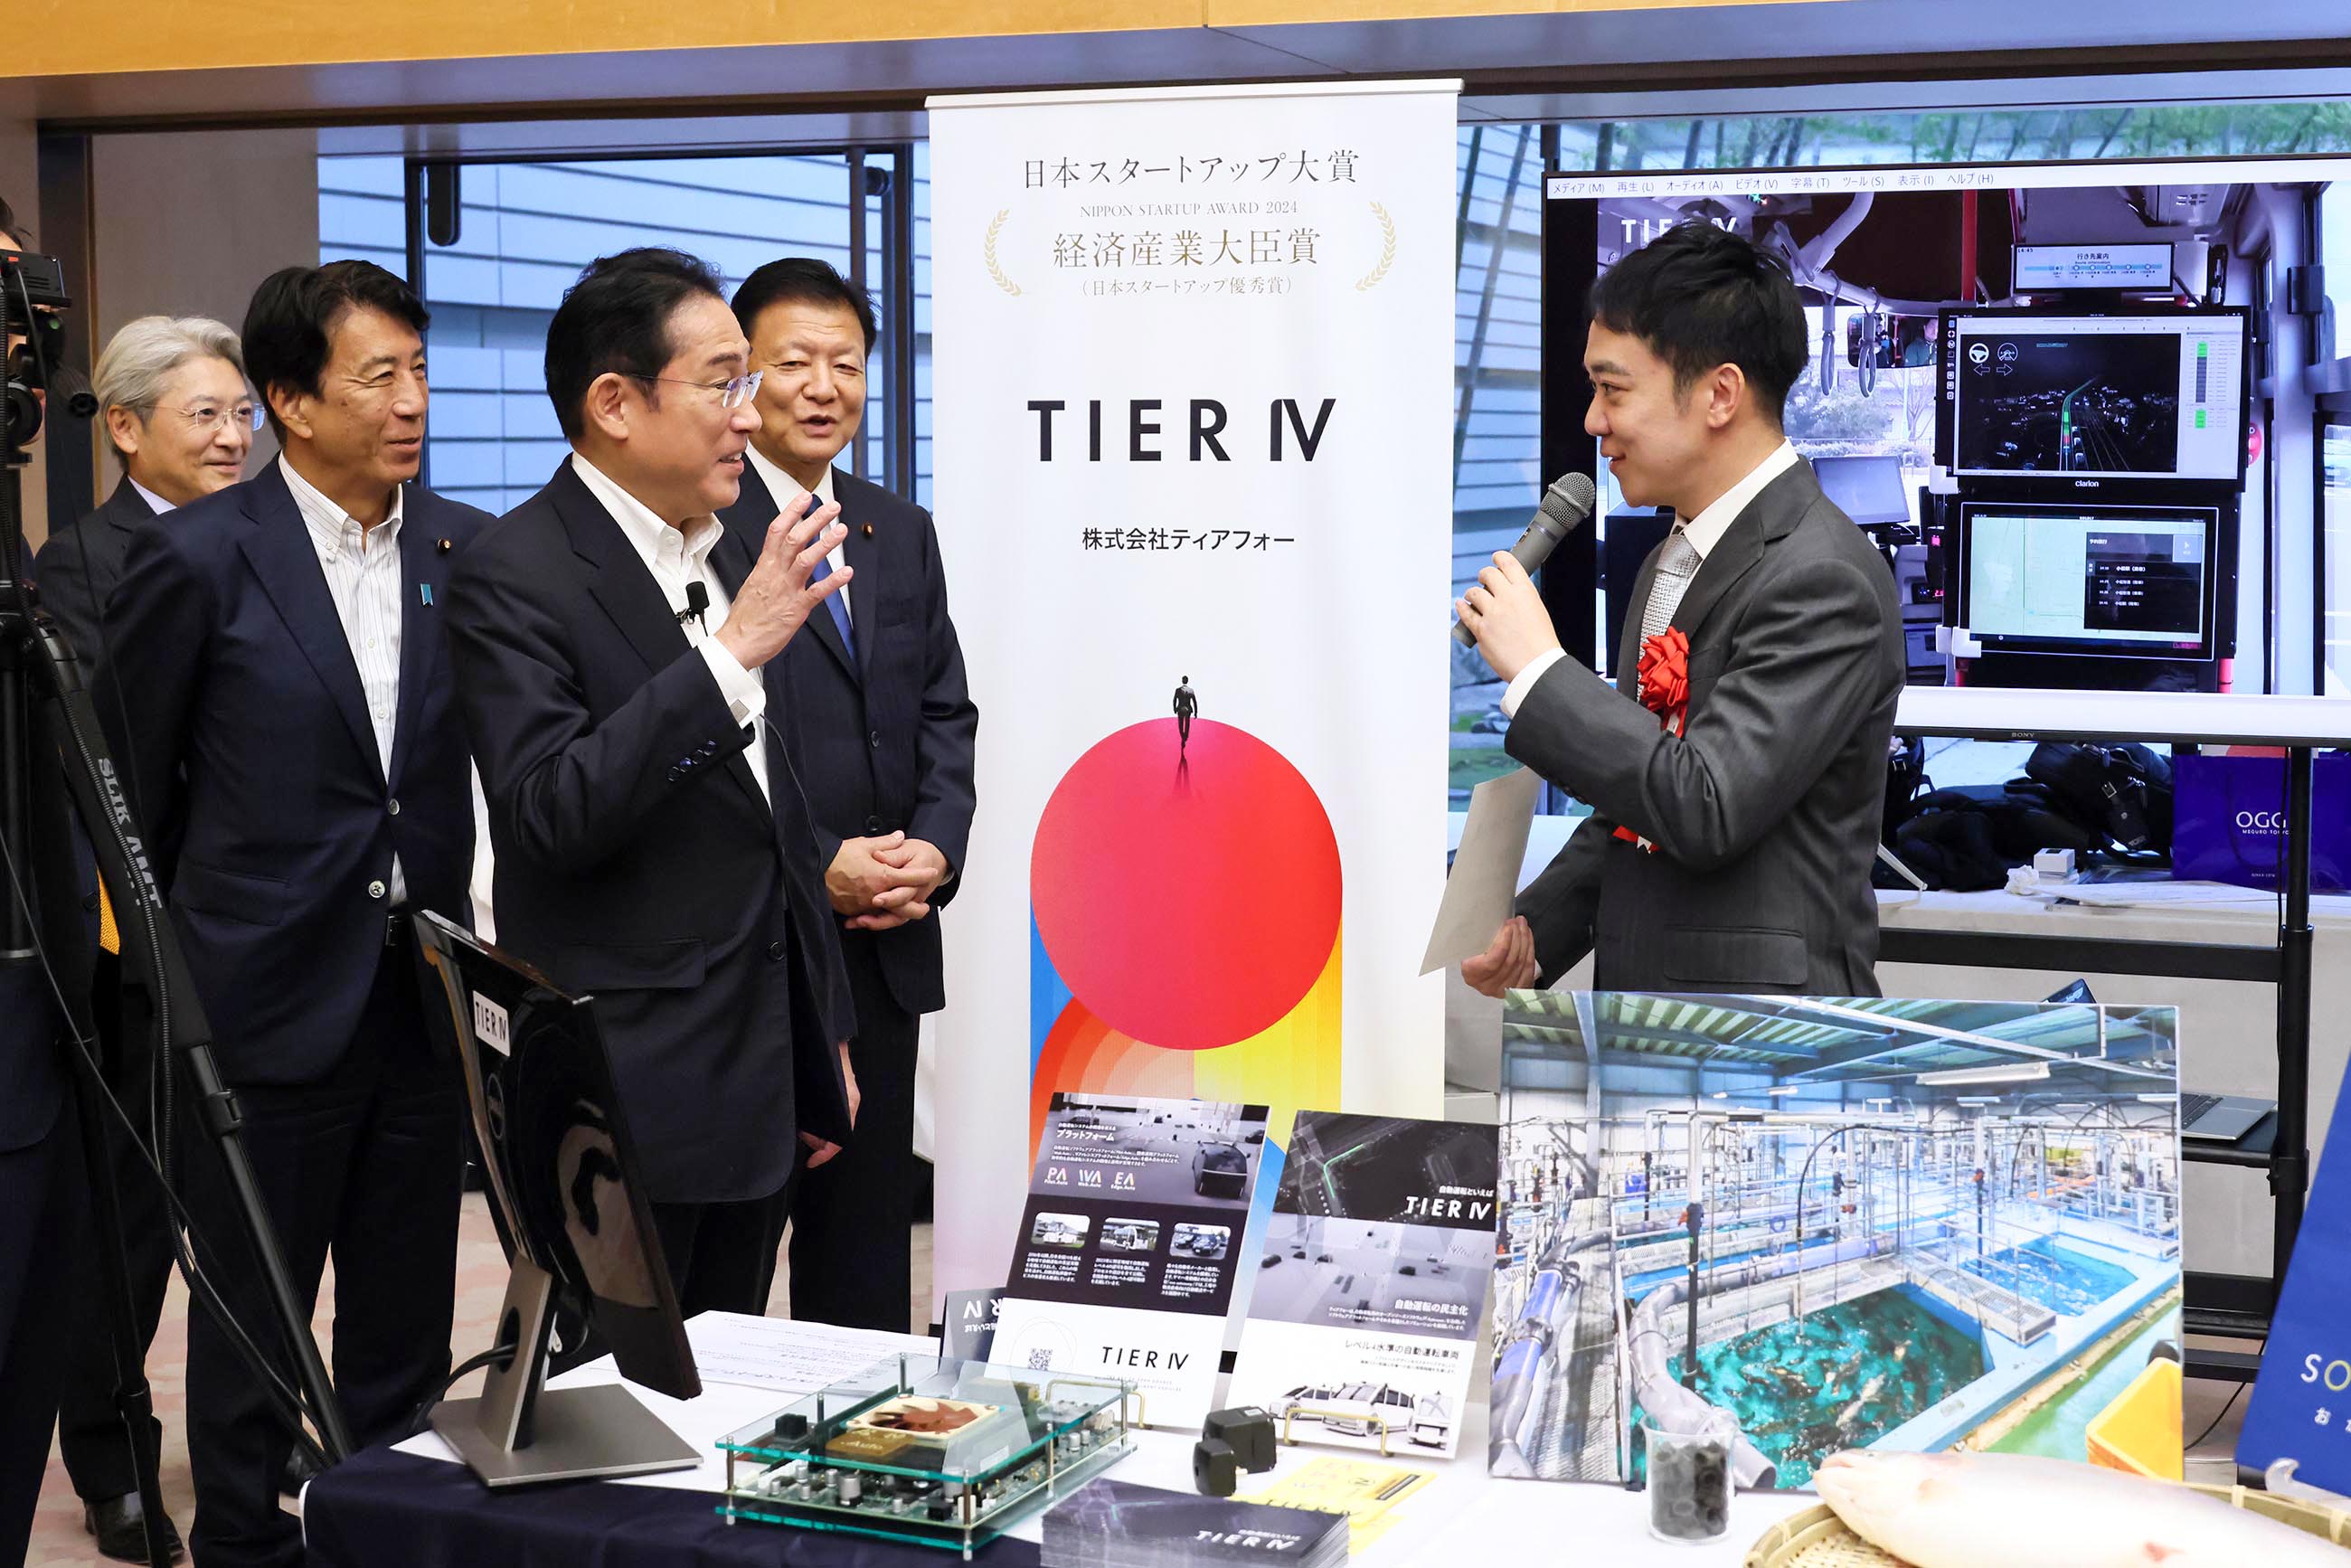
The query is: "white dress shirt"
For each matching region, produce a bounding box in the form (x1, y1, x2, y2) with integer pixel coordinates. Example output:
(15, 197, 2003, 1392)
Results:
(568, 452, 771, 805)
(281, 454, 410, 902)
(1501, 440, 1801, 718)
(128, 477, 174, 515)
(742, 443, 851, 626)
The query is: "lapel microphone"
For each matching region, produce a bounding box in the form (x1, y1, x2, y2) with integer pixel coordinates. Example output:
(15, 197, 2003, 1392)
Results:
(677, 580, 709, 629)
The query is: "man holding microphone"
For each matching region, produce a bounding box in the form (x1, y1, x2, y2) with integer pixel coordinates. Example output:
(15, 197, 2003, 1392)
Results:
(1455, 222, 1903, 998)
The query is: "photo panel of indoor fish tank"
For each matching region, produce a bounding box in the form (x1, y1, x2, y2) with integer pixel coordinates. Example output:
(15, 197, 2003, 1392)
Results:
(1488, 993, 2183, 1492)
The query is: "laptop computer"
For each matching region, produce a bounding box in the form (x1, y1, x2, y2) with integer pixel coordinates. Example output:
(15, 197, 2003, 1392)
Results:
(2181, 1091, 2274, 1144)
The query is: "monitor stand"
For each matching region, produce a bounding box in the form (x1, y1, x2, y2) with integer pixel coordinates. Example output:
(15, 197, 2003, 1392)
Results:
(430, 1256, 700, 1488)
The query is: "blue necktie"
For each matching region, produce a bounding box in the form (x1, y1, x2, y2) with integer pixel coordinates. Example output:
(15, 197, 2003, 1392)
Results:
(809, 549, 855, 666)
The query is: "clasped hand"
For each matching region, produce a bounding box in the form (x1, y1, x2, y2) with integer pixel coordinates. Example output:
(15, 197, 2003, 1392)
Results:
(826, 832, 949, 930)
(715, 492, 849, 670)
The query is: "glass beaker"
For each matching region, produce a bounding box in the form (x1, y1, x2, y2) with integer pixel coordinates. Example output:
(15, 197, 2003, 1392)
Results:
(1641, 1409, 1737, 1545)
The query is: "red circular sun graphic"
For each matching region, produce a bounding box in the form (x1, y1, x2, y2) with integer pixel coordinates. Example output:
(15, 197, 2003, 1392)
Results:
(1031, 718, 1341, 1052)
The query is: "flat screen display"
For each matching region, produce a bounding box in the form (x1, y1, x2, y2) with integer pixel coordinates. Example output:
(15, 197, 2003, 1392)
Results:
(2012, 243, 2173, 292)
(1959, 500, 2220, 660)
(1942, 311, 2246, 482)
(1809, 454, 1912, 525)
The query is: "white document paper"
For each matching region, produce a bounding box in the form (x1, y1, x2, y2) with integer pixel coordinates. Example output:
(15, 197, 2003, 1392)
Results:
(2038, 880, 2278, 909)
(684, 1311, 937, 1394)
(1421, 767, 1541, 975)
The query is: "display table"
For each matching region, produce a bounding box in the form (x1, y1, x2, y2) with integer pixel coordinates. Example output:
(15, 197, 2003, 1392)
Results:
(304, 1342, 1818, 1565)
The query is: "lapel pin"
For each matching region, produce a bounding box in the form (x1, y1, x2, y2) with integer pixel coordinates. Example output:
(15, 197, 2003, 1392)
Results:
(861, 523, 874, 538)
(420, 583, 434, 607)
(436, 537, 453, 553)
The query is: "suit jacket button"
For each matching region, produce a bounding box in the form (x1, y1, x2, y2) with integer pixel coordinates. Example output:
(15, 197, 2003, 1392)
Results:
(864, 815, 883, 834)
(366, 879, 387, 901)
(768, 940, 787, 961)
(387, 798, 401, 816)
(869, 731, 882, 749)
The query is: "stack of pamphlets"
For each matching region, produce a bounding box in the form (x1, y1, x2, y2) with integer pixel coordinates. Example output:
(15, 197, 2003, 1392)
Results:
(1042, 1478, 1348, 1566)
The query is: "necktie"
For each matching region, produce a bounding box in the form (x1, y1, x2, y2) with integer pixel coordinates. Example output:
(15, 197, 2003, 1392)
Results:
(808, 550, 856, 666)
(1639, 527, 1704, 642)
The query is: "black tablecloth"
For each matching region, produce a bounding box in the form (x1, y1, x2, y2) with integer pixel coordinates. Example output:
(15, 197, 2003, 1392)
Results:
(305, 1447, 1044, 1568)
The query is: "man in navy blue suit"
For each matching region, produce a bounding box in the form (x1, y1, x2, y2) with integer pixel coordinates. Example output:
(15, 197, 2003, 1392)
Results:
(97, 261, 488, 1568)
(444, 248, 856, 1321)
(721, 260, 977, 1331)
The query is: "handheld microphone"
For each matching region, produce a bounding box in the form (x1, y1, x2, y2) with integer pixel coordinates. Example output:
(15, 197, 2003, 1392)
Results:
(676, 580, 709, 629)
(1452, 471, 1597, 647)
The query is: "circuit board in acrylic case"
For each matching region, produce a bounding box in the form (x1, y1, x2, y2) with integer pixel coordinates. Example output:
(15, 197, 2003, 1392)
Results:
(716, 1352, 1138, 1557)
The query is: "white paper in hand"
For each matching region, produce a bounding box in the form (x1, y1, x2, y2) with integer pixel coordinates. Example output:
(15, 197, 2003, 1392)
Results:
(1421, 767, 1540, 975)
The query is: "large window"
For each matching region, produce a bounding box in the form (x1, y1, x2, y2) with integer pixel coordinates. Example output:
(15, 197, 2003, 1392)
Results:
(320, 149, 930, 516)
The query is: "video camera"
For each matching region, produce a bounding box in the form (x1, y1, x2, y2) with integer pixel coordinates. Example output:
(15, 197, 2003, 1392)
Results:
(2, 242, 76, 466)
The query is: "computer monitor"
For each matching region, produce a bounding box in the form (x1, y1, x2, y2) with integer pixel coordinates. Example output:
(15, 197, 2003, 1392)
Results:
(412, 911, 702, 1487)
(1809, 455, 1913, 526)
(1957, 499, 2221, 661)
(2011, 243, 2174, 294)
(1937, 309, 2248, 482)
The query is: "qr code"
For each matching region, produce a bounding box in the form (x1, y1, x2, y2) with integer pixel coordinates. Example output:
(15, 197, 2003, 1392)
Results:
(1026, 1347, 1056, 1371)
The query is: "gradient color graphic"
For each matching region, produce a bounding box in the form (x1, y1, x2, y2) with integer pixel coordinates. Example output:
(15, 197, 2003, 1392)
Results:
(1029, 718, 1343, 1152)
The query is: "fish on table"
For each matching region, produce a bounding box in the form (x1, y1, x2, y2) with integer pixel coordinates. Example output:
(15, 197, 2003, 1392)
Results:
(1814, 1450, 2351, 1568)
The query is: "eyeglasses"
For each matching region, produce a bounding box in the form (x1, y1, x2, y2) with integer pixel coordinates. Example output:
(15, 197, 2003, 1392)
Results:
(627, 371, 763, 410)
(167, 401, 264, 433)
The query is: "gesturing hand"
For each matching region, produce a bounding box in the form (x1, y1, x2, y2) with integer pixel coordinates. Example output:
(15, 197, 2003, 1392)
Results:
(715, 492, 849, 671)
(1461, 915, 1539, 998)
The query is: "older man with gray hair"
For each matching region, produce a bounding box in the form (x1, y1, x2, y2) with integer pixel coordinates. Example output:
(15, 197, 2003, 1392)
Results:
(34, 314, 258, 679)
(31, 312, 255, 1564)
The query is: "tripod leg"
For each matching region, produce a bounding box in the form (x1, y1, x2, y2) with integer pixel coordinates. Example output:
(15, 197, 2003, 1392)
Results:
(67, 1059, 176, 1568)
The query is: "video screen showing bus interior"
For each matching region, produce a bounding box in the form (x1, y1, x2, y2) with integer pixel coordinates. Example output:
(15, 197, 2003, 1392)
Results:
(1962, 504, 2215, 657)
(1946, 314, 2244, 482)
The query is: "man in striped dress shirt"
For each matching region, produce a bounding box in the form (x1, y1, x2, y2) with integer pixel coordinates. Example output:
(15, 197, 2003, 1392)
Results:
(97, 261, 491, 1568)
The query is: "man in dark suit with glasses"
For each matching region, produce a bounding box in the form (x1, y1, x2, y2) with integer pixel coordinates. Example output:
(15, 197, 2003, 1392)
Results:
(444, 247, 857, 1319)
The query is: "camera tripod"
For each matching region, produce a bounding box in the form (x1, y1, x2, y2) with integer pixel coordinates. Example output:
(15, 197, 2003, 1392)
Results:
(1, 249, 351, 1568)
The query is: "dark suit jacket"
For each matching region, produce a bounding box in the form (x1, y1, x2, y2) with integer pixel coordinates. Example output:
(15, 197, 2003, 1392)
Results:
(1508, 459, 1903, 996)
(443, 459, 856, 1205)
(717, 462, 978, 1017)
(93, 464, 490, 1083)
(31, 477, 157, 679)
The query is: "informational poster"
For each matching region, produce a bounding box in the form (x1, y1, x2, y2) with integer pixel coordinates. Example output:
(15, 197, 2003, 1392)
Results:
(1226, 1112, 1497, 1459)
(2240, 1043, 2351, 1492)
(1490, 992, 2182, 1493)
(941, 1288, 1006, 1364)
(926, 80, 1459, 1309)
(995, 1094, 1270, 1425)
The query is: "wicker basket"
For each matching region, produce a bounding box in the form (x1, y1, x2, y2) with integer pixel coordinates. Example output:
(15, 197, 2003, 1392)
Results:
(1743, 1482, 2351, 1567)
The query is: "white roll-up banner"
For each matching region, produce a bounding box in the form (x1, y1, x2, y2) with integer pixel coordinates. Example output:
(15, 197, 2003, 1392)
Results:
(927, 80, 1459, 1335)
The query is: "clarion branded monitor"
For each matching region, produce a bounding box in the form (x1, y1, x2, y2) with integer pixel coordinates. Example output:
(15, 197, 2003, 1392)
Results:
(1958, 499, 2222, 661)
(1937, 309, 2249, 483)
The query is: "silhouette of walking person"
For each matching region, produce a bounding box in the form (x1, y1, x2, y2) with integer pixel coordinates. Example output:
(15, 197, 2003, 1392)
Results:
(1173, 676, 1198, 760)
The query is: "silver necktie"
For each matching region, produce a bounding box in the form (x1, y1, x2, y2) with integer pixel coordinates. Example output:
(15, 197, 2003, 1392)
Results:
(1639, 527, 1704, 642)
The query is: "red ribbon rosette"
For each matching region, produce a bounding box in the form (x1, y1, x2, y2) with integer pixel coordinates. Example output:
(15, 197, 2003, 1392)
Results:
(1612, 628, 1693, 853)
(1636, 628, 1692, 736)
